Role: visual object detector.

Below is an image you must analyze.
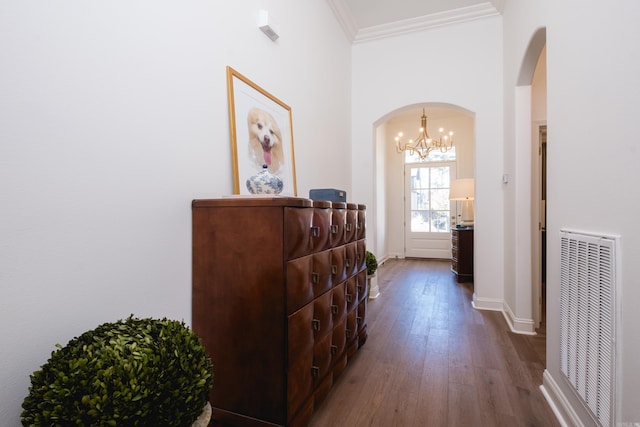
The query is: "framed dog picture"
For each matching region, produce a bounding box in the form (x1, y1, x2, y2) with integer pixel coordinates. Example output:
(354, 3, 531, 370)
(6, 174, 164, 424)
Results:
(226, 66, 297, 196)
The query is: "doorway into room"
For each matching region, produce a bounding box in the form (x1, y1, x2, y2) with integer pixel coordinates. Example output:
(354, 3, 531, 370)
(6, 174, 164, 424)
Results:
(538, 125, 547, 326)
(530, 42, 547, 331)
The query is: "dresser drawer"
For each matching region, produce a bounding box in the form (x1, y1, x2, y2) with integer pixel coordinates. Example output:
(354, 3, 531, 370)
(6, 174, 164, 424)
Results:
(344, 242, 357, 278)
(287, 351, 314, 417)
(330, 203, 346, 247)
(345, 203, 358, 243)
(286, 256, 314, 314)
(331, 246, 347, 284)
(345, 277, 357, 311)
(311, 203, 332, 253)
(356, 204, 366, 240)
(284, 207, 314, 260)
(356, 240, 367, 273)
(288, 304, 314, 358)
(313, 291, 334, 338)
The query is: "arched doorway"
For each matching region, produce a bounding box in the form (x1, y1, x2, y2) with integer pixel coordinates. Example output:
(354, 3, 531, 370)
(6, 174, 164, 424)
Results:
(375, 103, 475, 260)
(512, 28, 547, 334)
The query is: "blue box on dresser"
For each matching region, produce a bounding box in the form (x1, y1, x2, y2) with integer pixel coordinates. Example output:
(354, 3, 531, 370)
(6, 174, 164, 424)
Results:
(309, 188, 347, 202)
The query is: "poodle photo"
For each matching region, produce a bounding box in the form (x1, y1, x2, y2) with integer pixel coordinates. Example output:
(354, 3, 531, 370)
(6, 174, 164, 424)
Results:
(247, 107, 284, 174)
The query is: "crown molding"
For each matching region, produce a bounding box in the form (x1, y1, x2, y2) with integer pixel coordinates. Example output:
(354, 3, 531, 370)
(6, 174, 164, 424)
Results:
(489, 0, 505, 14)
(327, 1, 501, 44)
(326, 0, 358, 42)
(355, 3, 500, 43)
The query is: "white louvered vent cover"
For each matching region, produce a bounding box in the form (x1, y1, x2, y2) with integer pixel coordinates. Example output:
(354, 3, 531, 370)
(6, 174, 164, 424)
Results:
(560, 230, 618, 427)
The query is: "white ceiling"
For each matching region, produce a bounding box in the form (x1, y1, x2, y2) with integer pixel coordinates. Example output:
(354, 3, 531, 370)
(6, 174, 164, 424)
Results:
(327, 0, 503, 43)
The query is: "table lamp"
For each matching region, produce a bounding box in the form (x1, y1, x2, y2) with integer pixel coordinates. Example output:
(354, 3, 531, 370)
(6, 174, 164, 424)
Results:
(450, 178, 475, 227)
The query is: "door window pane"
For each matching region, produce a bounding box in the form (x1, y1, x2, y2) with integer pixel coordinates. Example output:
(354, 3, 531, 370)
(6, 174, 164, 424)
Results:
(411, 211, 430, 232)
(431, 211, 450, 232)
(410, 168, 427, 190)
(431, 189, 450, 211)
(409, 166, 451, 233)
(411, 189, 429, 210)
(431, 167, 450, 188)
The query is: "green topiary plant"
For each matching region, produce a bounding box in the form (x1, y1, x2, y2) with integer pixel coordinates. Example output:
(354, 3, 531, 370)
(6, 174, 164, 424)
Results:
(21, 315, 213, 427)
(365, 250, 378, 276)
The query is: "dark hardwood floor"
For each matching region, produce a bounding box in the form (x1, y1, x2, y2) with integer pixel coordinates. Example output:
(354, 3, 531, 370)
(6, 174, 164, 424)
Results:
(308, 259, 559, 427)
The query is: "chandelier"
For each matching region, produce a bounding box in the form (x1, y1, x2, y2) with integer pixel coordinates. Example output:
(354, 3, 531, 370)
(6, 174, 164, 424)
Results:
(394, 109, 454, 160)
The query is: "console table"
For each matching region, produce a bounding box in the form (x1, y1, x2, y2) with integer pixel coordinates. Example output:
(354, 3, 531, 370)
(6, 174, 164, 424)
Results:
(451, 227, 473, 282)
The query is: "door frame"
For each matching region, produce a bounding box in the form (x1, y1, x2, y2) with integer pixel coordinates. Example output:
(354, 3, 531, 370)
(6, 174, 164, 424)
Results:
(532, 123, 547, 328)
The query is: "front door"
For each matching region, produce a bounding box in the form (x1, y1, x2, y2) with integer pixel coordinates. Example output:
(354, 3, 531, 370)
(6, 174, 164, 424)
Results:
(404, 163, 456, 258)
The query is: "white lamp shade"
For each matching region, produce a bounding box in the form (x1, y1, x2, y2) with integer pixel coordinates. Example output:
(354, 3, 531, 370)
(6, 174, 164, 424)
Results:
(449, 178, 475, 200)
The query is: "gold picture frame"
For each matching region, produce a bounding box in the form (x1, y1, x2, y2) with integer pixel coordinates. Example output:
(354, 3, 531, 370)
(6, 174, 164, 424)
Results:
(226, 66, 297, 196)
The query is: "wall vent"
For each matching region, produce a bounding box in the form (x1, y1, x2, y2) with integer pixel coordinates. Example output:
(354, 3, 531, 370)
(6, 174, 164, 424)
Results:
(560, 229, 619, 427)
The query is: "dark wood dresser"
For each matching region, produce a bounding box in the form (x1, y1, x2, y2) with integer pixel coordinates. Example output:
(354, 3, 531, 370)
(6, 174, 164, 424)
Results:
(451, 227, 474, 282)
(192, 197, 368, 427)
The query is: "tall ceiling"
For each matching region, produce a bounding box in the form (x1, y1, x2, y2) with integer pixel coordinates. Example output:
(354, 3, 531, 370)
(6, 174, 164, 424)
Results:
(327, 0, 503, 43)
(326, 0, 504, 121)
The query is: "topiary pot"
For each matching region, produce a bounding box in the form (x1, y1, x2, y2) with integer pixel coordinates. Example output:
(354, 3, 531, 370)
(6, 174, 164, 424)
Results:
(21, 316, 213, 427)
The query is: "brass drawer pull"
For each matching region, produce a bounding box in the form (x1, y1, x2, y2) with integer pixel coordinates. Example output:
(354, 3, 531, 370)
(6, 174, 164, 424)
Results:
(311, 272, 319, 284)
(331, 345, 337, 355)
(311, 226, 320, 237)
(346, 258, 351, 268)
(311, 366, 320, 377)
(357, 285, 363, 293)
(346, 294, 353, 303)
(346, 223, 352, 232)
(331, 224, 338, 234)
(312, 319, 320, 331)
(346, 329, 352, 338)
(331, 265, 338, 274)
(331, 305, 338, 314)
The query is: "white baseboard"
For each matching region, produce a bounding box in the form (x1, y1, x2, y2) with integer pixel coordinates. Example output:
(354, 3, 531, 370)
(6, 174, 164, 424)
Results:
(502, 303, 536, 335)
(472, 295, 536, 335)
(471, 293, 503, 311)
(540, 369, 583, 427)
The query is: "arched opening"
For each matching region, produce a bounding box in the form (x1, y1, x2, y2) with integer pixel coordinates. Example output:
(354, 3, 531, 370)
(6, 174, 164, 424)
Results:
(511, 27, 547, 335)
(373, 104, 475, 263)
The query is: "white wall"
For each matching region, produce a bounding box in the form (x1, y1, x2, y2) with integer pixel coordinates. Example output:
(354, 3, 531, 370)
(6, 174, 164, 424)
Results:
(374, 122, 387, 259)
(531, 46, 547, 123)
(383, 118, 405, 259)
(351, 17, 504, 309)
(0, 1, 352, 424)
(502, 0, 640, 424)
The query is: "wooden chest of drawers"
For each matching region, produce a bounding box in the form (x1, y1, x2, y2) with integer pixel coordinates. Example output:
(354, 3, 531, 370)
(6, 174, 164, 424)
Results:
(451, 227, 474, 282)
(192, 197, 367, 426)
